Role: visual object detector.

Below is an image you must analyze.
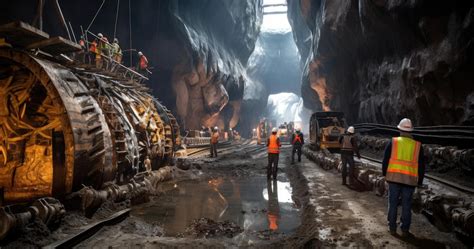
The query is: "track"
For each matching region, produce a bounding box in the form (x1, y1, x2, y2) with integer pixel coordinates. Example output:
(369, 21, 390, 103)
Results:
(45, 208, 131, 249)
(360, 155, 474, 194)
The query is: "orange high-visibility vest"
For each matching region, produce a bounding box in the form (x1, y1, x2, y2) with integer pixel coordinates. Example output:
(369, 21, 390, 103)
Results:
(89, 40, 97, 53)
(386, 137, 421, 186)
(139, 55, 148, 70)
(211, 132, 219, 144)
(268, 135, 280, 154)
(293, 135, 302, 144)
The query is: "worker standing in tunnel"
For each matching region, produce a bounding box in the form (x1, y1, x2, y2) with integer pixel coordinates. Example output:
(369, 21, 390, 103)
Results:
(267, 128, 281, 180)
(291, 128, 304, 164)
(339, 126, 360, 186)
(210, 126, 220, 158)
(383, 118, 425, 237)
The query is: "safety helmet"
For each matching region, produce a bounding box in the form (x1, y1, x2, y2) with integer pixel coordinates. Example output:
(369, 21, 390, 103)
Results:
(138, 51, 143, 56)
(272, 127, 278, 133)
(214, 126, 218, 130)
(113, 38, 118, 43)
(296, 128, 301, 132)
(347, 126, 355, 134)
(98, 33, 103, 38)
(397, 118, 414, 132)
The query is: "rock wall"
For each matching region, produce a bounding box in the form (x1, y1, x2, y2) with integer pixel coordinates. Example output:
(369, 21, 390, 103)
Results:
(1, 0, 263, 131)
(287, 0, 474, 125)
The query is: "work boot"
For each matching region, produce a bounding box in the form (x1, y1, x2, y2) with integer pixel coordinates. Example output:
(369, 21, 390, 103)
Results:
(401, 230, 413, 238)
(342, 177, 346, 185)
(389, 228, 396, 236)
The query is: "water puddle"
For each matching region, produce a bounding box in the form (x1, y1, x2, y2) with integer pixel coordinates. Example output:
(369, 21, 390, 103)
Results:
(131, 176, 300, 236)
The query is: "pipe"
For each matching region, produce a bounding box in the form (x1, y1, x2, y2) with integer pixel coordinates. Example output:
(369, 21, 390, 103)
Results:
(53, 0, 71, 40)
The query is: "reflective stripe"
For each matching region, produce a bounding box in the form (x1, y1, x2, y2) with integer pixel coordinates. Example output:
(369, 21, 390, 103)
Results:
(293, 135, 302, 144)
(386, 137, 421, 186)
(268, 135, 280, 153)
(341, 135, 352, 150)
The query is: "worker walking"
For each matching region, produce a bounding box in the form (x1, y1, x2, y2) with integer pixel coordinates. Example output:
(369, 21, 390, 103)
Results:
(339, 126, 361, 186)
(291, 128, 304, 164)
(383, 118, 425, 237)
(267, 128, 281, 180)
(210, 126, 219, 158)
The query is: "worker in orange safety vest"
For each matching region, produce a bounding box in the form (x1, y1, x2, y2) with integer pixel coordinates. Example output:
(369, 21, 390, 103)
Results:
(210, 126, 219, 158)
(266, 128, 281, 180)
(291, 128, 304, 164)
(382, 118, 425, 237)
(137, 51, 149, 75)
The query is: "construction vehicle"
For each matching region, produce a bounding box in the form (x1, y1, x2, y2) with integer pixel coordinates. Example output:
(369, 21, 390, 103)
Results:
(309, 112, 346, 150)
(256, 118, 275, 145)
(277, 122, 295, 143)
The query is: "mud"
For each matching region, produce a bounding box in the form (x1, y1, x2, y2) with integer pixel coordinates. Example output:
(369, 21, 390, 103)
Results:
(3, 140, 470, 248)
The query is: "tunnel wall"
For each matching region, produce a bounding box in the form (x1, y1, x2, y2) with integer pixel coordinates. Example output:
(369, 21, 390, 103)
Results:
(287, 0, 474, 126)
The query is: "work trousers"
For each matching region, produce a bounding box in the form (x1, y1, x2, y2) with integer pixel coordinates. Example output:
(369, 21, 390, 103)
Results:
(388, 182, 415, 231)
(291, 146, 302, 163)
(341, 152, 355, 185)
(267, 153, 279, 179)
(210, 143, 218, 157)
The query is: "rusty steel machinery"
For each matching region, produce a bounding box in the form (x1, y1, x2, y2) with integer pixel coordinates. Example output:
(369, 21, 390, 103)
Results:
(309, 112, 346, 150)
(0, 30, 180, 205)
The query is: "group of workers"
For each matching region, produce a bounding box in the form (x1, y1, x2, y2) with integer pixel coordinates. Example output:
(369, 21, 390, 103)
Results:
(264, 117, 424, 237)
(78, 33, 149, 75)
(338, 118, 425, 237)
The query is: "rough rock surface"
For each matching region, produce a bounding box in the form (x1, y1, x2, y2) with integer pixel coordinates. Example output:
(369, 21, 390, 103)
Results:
(287, 0, 474, 125)
(2, 0, 263, 131)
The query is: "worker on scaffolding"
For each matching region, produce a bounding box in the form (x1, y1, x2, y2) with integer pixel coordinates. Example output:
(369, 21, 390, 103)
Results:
(89, 38, 97, 65)
(267, 128, 281, 180)
(137, 51, 149, 75)
(339, 126, 360, 186)
(96, 33, 110, 69)
(111, 38, 122, 63)
(210, 126, 220, 158)
(383, 118, 425, 237)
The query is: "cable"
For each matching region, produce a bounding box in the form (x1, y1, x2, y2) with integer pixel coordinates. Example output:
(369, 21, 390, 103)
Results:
(114, 0, 120, 39)
(86, 0, 106, 32)
(129, 0, 132, 67)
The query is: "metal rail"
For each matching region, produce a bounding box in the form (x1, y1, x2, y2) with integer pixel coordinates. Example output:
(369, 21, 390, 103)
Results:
(360, 155, 474, 194)
(45, 208, 131, 249)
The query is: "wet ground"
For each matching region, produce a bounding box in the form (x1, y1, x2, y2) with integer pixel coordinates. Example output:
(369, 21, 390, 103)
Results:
(131, 177, 300, 237)
(3, 139, 471, 248)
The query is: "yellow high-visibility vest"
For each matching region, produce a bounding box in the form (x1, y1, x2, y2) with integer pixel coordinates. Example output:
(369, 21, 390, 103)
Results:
(386, 137, 421, 186)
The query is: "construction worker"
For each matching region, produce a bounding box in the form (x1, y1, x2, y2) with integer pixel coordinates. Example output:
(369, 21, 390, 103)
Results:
(338, 126, 361, 186)
(267, 128, 281, 180)
(137, 51, 148, 75)
(95, 33, 108, 69)
(111, 38, 122, 63)
(89, 39, 97, 65)
(210, 126, 219, 157)
(291, 128, 304, 164)
(383, 118, 425, 237)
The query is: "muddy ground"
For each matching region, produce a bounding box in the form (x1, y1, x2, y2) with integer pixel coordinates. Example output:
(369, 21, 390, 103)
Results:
(2, 140, 471, 248)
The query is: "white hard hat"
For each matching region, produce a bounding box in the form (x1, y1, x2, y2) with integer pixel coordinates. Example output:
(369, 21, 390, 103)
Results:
(272, 127, 278, 133)
(98, 33, 103, 38)
(214, 126, 218, 130)
(347, 126, 355, 134)
(138, 51, 143, 56)
(397, 118, 414, 132)
(113, 38, 118, 43)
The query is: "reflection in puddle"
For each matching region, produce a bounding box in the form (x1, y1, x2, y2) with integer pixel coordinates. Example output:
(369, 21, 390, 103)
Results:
(131, 177, 300, 236)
